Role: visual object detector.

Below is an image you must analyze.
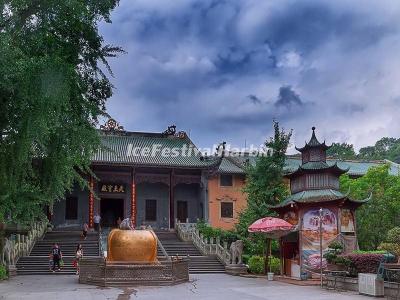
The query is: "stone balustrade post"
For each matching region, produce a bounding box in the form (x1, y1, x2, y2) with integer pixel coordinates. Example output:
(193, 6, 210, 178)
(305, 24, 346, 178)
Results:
(20, 235, 24, 256)
(16, 234, 20, 256)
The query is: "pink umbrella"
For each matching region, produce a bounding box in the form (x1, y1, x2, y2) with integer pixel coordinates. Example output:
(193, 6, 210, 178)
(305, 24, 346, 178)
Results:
(248, 217, 294, 274)
(248, 217, 294, 238)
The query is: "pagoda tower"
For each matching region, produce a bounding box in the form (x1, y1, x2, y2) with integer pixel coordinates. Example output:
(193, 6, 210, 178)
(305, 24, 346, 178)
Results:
(271, 127, 370, 278)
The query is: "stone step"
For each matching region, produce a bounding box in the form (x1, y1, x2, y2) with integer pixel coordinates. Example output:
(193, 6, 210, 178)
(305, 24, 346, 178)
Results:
(16, 230, 100, 276)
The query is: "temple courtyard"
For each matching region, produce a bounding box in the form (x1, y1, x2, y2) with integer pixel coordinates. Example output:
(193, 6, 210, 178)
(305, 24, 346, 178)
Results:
(0, 274, 367, 300)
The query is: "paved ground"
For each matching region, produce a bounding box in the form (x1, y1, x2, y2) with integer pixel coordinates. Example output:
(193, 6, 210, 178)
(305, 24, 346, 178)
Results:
(0, 274, 368, 300)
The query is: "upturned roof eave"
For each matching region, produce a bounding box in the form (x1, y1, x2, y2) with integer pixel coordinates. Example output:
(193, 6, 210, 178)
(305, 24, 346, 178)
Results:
(285, 162, 349, 179)
(269, 193, 371, 210)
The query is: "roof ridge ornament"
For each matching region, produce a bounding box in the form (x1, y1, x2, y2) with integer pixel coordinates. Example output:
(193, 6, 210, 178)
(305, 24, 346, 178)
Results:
(100, 118, 125, 132)
(295, 126, 331, 152)
(163, 125, 176, 136)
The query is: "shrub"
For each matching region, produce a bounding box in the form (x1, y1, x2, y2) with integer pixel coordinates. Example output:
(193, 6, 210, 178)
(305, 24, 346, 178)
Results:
(269, 257, 281, 274)
(242, 254, 250, 264)
(329, 241, 344, 251)
(0, 265, 7, 280)
(343, 253, 384, 275)
(353, 250, 386, 254)
(195, 220, 238, 243)
(248, 256, 281, 274)
(386, 227, 400, 244)
(248, 256, 264, 274)
(324, 241, 349, 266)
(379, 227, 400, 261)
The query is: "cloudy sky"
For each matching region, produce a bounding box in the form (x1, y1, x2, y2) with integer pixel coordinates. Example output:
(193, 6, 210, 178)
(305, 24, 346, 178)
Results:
(100, 0, 400, 153)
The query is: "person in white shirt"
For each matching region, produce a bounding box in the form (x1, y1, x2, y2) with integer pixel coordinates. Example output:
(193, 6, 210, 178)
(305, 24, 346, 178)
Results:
(94, 213, 101, 231)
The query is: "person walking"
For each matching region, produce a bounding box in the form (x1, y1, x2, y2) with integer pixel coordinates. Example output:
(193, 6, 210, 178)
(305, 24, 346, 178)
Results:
(74, 244, 83, 275)
(94, 213, 101, 232)
(82, 223, 88, 240)
(51, 243, 62, 272)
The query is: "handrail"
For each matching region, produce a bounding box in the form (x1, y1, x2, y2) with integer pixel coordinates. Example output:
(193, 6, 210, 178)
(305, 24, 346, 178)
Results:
(1, 220, 48, 267)
(175, 222, 231, 265)
(147, 225, 171, 261)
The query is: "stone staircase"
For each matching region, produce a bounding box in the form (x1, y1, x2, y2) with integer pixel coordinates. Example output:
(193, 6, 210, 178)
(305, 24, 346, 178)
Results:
(16, 230, 225, 275)
(155, 231, 225, 274)
(16, 231, 99, 275)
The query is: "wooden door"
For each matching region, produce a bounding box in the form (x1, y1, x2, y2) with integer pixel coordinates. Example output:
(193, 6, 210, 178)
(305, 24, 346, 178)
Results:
(177, 201, 188, 223)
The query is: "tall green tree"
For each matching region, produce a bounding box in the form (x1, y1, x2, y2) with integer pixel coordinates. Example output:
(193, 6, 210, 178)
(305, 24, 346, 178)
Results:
(0, 1, 122, 223)
(358, 137, 400, 163)
(340, 164, 400, 250)
(236, 121, 292, 254)
(326, 142, 356, 159)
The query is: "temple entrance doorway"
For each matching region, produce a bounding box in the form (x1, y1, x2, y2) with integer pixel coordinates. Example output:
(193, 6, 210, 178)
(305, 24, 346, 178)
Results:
(177, 201, 188, 223)
(100, 198, 124, 228)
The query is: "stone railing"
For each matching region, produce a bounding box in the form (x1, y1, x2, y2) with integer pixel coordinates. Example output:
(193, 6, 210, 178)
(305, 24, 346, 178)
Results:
(1, 221, 48, 273)
(175, 222, 231, 265)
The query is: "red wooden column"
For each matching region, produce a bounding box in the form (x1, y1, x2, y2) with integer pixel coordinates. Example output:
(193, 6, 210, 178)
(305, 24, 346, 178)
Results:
(131, 169, 136, 226)
(88, 176, 94, 228)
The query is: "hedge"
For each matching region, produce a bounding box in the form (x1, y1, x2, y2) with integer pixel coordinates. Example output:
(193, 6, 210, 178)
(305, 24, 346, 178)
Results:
(342, 253, 384, 274)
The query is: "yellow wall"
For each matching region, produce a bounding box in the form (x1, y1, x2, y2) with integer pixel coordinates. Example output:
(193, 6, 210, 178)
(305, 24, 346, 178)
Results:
(208, 174, 247, 230)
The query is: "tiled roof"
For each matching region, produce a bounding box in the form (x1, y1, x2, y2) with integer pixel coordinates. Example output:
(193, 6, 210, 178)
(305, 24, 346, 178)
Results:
(215, 155, 399, 177)
(217, 157, 246, 174)
(92, 132, 220, 168)
(284, 157, 400, 176)
(285, 161, 349, 179)
(270, 189, 371, 209)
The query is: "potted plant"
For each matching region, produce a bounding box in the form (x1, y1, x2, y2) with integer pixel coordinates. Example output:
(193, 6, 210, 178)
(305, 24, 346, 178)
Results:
(324, 241, 350, 271)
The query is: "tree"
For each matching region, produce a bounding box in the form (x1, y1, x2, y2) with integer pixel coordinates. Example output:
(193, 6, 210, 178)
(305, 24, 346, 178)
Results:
(358, 137, 400, 163)
(236, 121, 292, 268)
(326, 143, 356, 160)
(340, 164, 400, 250)
(0, 1, 122, 223)
(379, 227, 400, 263)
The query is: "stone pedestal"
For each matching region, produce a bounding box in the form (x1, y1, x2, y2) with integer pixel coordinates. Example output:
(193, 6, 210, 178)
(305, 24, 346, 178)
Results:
(7, 265, 17, 277)
(79, 257, 189, 286)
(225, 264, 248, 276)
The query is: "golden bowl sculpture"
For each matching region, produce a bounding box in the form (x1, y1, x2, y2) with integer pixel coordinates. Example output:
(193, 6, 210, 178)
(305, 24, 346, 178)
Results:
(107, 229, 158, 263)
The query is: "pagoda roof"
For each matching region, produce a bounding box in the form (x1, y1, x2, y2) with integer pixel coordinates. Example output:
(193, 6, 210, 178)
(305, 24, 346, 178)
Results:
(215, 155, 400, 177)
(285, 161, 349, 179)
(284, 157, 400, 177)
(269, 189, 371, 210)
(295, 127, 331, 152)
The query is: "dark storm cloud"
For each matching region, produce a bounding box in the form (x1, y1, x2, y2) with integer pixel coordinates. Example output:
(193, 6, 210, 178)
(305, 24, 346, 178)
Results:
(101, 0, 400, 151)
(275, 86, 303, 107)
(247, 94, 262, 105)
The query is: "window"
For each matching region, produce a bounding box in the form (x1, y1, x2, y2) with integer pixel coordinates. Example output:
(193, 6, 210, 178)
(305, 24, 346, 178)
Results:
(145, 199, 157, 221)
(65, 197, 78, 220)
(221, 202, 233, 218)
(220, 174, 233, 187)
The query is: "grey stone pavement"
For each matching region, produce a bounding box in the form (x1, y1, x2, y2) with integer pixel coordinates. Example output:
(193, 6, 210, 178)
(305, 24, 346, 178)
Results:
(0, 274, 368, 300)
